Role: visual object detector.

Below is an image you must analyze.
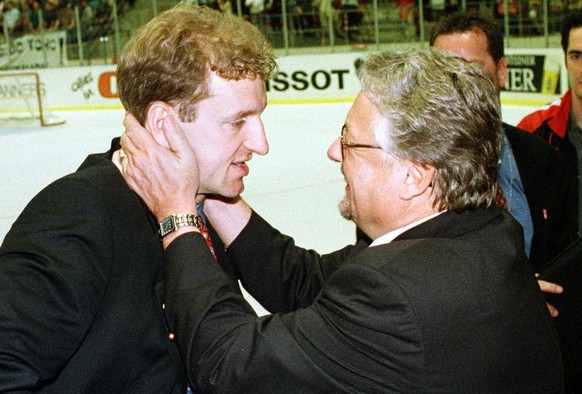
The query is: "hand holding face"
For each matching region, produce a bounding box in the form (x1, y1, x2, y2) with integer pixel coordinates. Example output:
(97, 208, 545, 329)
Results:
(120, 112, 200, 222)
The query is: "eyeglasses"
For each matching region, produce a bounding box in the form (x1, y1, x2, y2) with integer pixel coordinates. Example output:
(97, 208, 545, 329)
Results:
(340, 125, 383, 160)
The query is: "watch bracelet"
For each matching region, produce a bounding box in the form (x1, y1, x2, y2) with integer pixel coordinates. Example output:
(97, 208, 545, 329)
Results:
(175, 213, 203, 229)
(159, 213, 203, 238)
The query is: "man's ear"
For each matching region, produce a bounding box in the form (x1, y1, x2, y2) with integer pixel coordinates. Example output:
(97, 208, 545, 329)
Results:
(145, 101, 175, 148)
(497, 56, 508, 89)
(400, 162, 436, 200)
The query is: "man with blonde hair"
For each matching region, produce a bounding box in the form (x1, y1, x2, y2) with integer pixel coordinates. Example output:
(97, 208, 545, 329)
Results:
(0, 5, 276, 391)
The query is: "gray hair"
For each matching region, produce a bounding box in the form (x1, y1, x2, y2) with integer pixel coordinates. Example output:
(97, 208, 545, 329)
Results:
(359, 48, 502, 211)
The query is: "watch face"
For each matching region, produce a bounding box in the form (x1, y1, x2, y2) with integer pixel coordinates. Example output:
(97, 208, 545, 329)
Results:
(159, 216, 176, 237)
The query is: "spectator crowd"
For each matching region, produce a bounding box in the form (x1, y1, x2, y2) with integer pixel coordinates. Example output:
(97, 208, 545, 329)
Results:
(1, 0, 577, 48)
(0, 0, 127, 43)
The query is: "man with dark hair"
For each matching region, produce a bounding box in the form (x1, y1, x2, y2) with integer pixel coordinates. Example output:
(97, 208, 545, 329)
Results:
(519, 12, 582, 242)
(431, 11, 575, 274)
(518, 12, 582, 391)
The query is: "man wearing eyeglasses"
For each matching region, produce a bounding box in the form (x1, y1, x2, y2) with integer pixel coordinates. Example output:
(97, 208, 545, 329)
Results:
(121, 48, 563, 392)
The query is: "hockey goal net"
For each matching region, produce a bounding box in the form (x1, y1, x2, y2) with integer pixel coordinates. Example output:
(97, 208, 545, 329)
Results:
(0, 72, 65, 126)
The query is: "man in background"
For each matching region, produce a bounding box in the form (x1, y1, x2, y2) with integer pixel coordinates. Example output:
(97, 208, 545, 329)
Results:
(517, 11, 582, 392)
(431, 11, 575, 273)
(0, 5, 276, 390)
(518, 12, 582, 243)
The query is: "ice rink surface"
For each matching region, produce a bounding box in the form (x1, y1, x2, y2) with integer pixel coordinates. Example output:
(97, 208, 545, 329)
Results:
(0, 103, 535, 250)
(0, 102, 538, 314)
(0, 103, 358, 254)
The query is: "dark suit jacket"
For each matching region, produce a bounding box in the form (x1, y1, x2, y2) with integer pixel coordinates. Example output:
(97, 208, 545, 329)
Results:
(504, 123, 576, 271)
(0, 139, 187, 392)
(164, 206, 564, 393)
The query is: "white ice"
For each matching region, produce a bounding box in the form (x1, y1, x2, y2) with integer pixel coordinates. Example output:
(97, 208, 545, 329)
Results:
(0, 103, 361, 252)
(0, 103, 537, 314)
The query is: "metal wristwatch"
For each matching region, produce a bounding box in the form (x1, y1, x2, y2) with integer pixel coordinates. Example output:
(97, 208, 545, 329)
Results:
(159, 213, 203, 238)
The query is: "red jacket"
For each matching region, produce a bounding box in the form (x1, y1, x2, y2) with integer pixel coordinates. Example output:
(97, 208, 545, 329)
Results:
(517, 89, 571, 142)
(518, 88, 578, 247)
(517, 88, 579, 246)
(518, 89, 582, 389)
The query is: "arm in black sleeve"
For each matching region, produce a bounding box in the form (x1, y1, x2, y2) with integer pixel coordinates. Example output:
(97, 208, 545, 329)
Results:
(164, 234, 416, 393)
(225, 210, 367, 313)
(0, 178, 113, 390)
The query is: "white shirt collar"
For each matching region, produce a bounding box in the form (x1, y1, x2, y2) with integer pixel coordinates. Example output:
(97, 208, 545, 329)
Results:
(369, 211, 444, 247)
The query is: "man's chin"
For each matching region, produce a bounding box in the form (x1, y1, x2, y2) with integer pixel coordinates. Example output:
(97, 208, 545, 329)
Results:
(339, 198, 353, 221)
(199, 184, 244, 200)
(219, 184, 245, 199)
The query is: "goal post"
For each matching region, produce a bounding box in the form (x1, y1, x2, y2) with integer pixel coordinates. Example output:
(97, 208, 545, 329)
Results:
(0, 71, 65, 127)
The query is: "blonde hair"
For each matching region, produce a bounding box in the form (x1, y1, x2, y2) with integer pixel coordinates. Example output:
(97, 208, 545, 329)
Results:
(117, 4, 277, 123)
